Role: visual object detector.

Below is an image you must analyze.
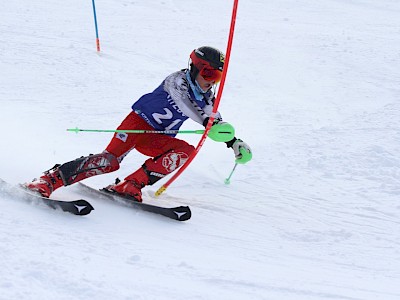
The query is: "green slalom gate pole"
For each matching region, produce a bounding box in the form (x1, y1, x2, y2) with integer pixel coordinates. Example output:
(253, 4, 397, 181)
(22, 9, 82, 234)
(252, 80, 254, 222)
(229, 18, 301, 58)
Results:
(67, 127, 205, 135)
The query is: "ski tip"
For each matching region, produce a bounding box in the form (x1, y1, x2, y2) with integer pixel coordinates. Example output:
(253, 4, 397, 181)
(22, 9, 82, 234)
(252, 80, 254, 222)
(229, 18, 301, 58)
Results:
(173, 206, 191, 221)
(73, 199, 95, 215)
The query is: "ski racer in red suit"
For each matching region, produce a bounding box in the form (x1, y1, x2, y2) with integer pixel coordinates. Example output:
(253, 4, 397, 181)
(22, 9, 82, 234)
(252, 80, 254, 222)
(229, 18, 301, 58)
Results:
(25, 46, 252, 202)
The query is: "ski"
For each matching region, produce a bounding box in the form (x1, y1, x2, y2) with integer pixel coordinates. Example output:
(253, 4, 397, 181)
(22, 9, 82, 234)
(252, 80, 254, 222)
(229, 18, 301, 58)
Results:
(0, 179, 94, 216)
(78, 182, 191, 221)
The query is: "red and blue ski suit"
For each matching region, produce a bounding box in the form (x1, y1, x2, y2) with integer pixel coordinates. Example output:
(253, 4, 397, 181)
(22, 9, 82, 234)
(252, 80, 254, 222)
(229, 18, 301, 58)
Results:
(105, 70, 221, 181)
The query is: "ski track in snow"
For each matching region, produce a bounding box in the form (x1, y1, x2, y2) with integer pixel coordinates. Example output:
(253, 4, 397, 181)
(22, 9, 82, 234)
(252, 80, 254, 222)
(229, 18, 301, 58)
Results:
(1, 0, 400, 299)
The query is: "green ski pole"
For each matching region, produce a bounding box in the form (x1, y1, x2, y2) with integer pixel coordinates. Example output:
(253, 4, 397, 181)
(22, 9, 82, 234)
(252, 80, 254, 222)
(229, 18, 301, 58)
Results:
(224, 163, 238, 185)
(67, 127, 205, 135)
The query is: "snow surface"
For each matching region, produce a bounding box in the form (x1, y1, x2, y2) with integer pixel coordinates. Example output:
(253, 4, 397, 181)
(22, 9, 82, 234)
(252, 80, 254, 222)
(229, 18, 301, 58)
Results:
(1, 0, 400, 299)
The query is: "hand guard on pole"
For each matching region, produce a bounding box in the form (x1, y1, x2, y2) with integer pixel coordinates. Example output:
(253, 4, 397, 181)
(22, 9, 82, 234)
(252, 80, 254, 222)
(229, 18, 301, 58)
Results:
(208, 122, 235, 142)
(228, 138, 252, 164)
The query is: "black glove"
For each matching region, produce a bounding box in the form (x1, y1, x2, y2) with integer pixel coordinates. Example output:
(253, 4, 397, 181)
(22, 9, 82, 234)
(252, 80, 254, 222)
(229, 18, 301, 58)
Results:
(202, 117, 223, 127)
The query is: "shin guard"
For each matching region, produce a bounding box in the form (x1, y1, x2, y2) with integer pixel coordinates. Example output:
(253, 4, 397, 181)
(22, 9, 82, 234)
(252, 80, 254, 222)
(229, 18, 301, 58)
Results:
(125, 150, 190, 187)
(59, 152, 120, 185)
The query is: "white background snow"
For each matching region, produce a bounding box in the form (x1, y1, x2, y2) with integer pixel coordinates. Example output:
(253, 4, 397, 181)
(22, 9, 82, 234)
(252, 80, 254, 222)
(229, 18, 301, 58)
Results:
(1, 0, 400, 299)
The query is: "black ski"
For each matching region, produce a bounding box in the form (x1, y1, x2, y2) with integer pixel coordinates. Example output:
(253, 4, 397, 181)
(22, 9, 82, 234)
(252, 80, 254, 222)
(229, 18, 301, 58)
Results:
(78, 183, 191, 221)
(0, 179, 94, 216)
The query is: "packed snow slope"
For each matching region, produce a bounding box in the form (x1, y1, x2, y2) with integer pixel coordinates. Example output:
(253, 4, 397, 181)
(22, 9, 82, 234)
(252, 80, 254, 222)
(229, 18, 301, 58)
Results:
(1, 0, 400, 299)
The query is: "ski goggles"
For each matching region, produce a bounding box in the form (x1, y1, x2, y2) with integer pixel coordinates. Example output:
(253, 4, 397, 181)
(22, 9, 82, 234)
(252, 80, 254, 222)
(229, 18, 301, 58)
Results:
(199, 66, 223, 83)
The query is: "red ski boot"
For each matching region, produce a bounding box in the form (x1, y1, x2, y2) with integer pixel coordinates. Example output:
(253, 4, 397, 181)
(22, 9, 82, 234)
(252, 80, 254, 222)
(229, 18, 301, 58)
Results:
(108, 179, 144, 202)
(106, 166, 153, 202)
(25, 165, 64, 198)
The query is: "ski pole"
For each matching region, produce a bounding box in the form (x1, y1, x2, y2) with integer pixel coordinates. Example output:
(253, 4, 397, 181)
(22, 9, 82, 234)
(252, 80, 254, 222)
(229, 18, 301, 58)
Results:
(66, 127, 205, 135)
(224, 163, 238, 185)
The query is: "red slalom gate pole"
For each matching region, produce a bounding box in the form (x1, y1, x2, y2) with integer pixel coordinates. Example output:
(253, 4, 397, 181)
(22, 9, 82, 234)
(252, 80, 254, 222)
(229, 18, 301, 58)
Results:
(155, 0, 239, 196)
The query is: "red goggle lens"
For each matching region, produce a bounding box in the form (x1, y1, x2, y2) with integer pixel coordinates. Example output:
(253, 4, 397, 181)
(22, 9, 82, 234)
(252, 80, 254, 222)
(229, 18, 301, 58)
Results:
(200, 67, 222, 83)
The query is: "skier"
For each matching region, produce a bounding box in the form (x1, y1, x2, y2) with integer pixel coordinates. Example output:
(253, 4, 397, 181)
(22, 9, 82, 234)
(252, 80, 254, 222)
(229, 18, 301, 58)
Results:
(25, 46, 252, 202)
